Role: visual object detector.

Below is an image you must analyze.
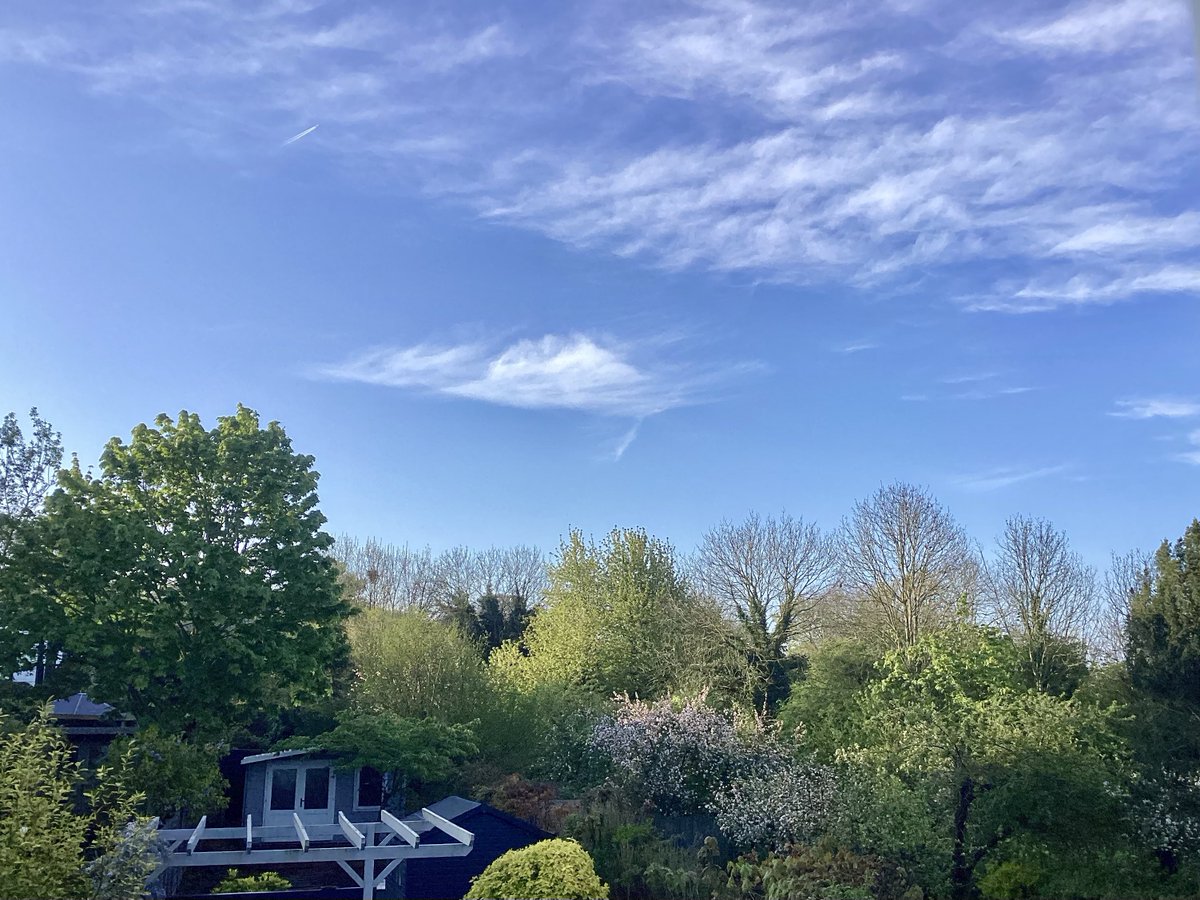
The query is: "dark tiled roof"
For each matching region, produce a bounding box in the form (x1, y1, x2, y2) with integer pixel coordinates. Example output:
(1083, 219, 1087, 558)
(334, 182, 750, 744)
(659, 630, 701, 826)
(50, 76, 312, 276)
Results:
(51, 692, 114, 719)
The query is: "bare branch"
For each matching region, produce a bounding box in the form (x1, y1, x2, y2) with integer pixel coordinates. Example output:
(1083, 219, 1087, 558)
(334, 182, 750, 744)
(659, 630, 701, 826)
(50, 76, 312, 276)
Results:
(839, 483, 977, 648)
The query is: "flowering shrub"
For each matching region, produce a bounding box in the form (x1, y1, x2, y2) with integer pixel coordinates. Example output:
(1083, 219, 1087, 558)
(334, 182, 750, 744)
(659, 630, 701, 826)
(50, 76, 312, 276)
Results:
(710, 761, 837, 851)
(590, 694, 752, 814)
(1133, 770, 1200, 860)
(589, 694, 837, 849)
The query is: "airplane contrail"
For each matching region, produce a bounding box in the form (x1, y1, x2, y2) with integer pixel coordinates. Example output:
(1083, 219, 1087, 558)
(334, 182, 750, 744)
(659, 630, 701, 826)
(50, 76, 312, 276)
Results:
(283, 124, 319, 145)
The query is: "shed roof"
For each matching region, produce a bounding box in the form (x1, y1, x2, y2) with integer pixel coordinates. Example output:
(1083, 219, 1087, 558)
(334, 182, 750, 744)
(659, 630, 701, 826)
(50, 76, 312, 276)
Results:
(240, 748, 320, 766)
(401, 796, 550, 840)
(52, 692, 115, 719)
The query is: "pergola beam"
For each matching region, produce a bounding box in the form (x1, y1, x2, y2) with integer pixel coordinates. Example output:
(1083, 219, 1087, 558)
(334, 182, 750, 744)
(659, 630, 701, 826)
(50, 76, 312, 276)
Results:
(292, 813, 310, 852)
(156, 840, 472, 867)
(186, 816, 206, 855)
(421, 807, 474, 847)
(339, 811, 366, 850)
(381, 809, 420, 846)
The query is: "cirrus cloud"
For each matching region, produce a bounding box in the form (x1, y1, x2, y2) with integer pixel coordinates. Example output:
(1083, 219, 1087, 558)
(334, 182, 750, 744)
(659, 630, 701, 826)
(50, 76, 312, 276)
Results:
(2, 0, 1197, 312)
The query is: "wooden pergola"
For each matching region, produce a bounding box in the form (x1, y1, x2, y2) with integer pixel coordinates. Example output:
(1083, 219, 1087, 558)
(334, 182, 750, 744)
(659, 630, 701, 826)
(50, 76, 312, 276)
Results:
(153, 807, 474, 900)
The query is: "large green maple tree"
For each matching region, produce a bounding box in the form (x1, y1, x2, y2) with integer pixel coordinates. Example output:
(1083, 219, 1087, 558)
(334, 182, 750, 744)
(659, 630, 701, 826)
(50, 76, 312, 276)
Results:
(5, 406, 351, 739)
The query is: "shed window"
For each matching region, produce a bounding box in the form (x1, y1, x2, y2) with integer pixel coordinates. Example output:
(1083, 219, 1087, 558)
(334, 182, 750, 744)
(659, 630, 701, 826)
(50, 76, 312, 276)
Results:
(356, 767, 383, 808)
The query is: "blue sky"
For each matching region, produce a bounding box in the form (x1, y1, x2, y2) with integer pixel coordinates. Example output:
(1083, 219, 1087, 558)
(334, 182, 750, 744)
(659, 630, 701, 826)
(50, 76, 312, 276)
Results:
(1, 0, 1198, 569)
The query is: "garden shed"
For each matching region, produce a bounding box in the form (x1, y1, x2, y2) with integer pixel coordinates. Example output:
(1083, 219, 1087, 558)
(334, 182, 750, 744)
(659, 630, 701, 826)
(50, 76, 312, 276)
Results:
(241, 749, 384, 828)
(400, 796, 552, 900)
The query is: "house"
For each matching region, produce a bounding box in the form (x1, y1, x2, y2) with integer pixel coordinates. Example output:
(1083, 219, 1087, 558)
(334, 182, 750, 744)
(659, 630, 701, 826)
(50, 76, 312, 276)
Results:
(399, 796, 552, 900)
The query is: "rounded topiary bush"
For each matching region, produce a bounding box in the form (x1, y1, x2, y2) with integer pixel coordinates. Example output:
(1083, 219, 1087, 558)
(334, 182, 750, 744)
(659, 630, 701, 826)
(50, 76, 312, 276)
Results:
(464, 838, 609, 900)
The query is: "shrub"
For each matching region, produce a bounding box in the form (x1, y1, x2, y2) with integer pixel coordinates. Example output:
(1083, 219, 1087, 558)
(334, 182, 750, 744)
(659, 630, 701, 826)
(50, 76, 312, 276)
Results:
(590, 694, 760, 814)
(0, 707, 161, 900)
(212, 869, 292, 894)
(0, 708, 89, 899)
(464, 838, 609, 900)
(725, 843, 922, 900)
(476, 773, 571, 833)
(565, 798, 722, 900)
(104, 726, 229, 822)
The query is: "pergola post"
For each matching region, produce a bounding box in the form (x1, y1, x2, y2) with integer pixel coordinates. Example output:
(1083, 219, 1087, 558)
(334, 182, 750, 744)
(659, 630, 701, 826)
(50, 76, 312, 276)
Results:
(363, 857, 375, 900)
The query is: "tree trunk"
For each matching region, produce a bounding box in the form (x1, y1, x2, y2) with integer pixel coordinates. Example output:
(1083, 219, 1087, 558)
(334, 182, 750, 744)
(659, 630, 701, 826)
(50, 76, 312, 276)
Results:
(950, 776, 976, 900)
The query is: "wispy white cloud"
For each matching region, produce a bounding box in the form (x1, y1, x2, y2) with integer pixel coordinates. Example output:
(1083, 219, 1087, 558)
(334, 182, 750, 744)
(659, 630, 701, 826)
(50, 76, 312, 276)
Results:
(990, 0, 1180, 55)
(317, 333, 748, 420)
(953, 385, 1037, 401)
(2, 0, 1196, 311)
(951, 464, 1069, 492)
(1179, 429, 1200, 466)
(1110, 397, 1200, 419)
(941, 372, 998, 385)
(1050, 212, 1200, 256)
(834, 340, 878, 353)
(973, 265, 1200, 313)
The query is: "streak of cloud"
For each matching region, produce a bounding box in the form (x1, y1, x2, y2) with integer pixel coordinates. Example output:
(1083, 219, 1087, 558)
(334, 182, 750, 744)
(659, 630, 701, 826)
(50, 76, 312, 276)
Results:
(951, 464, 1069, 492)
(282, 123, 318, 145)
(1110, 397, 1200, 419)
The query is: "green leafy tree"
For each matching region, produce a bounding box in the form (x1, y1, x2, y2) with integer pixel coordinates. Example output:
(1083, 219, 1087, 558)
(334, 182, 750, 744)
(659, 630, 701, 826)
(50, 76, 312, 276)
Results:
(1127, 520, 1200, 712)
(501, 528, 710, 699)
(779, 638, 882, 763)
(0, 408, 63, 526)
(841, 625, 1127, 900)
(349, 608, 491, 724)
(0, 409, 65, 695)
(7, 407, 352, 738)
(1125, 520, 1200, 875)
(280, 709, 477, 812)
(465, 839, 609, 900)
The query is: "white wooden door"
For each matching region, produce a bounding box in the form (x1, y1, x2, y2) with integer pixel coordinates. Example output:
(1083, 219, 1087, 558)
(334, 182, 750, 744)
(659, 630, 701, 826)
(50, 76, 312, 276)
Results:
(263, 762, 336, 827)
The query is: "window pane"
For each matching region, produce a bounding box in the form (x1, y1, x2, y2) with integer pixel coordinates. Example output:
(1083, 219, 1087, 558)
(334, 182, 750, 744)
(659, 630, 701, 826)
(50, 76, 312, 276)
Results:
(304, 766, 330, 810)
(357, 767, 383, 807)
(270, 768, 297, 811)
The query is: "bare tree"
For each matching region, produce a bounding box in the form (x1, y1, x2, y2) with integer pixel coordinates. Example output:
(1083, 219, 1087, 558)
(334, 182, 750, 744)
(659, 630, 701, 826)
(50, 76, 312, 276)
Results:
(435, 545, 479, 600)
(1094, 548, 1153, 664)
(983, 516, 1097, 690)
(333, 536, 440, 612)
(695, 512, 837, 711)
(497, 544, 548, 606)
(839, 483, 977, 648)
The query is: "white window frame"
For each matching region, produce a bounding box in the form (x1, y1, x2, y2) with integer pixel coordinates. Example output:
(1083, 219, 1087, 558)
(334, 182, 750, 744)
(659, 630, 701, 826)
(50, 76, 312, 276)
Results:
(353, 766, 383, 811)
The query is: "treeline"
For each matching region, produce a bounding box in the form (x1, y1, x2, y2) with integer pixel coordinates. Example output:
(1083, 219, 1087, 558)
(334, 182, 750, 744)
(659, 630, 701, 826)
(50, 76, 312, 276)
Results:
(335, 487, 1131, 711)
(0, 406, 1197, 900)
